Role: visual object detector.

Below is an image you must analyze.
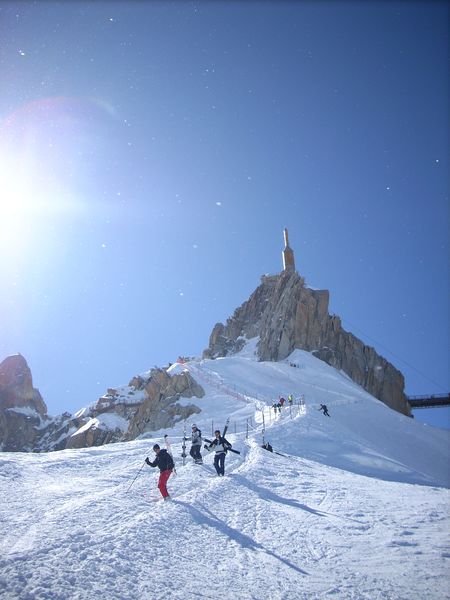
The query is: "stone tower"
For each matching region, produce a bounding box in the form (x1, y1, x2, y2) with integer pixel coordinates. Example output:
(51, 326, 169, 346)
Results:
(282, 228, 295, 272)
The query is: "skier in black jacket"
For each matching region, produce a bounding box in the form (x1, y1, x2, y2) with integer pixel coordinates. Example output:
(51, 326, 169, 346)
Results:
(318, 404, 330, 417)
(145, 444, 174, 500)
(205, 429, 232, 476)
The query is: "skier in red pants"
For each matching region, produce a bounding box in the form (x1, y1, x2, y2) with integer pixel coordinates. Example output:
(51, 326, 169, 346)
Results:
(145, 444, 174, 500)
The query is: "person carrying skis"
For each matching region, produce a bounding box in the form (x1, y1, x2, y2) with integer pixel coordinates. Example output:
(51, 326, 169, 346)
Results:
(205, 429, 232, 476)
(188, 423, 203, 464)
(318, 404, 330, 417)
(145, 444, 174, 500)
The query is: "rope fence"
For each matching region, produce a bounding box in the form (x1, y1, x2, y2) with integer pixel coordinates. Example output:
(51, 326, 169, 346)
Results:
(207, 397, 307, 438)
(178, 360, 307, 441)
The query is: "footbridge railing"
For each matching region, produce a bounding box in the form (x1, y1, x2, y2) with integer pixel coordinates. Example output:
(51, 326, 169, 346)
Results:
(407, 394, 450, 409)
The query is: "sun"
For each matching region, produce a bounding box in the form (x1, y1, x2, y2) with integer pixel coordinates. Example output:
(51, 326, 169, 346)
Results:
(0, 95, 116, 263)
(0, 145, 83, 269)
(0, 152, 39, 246)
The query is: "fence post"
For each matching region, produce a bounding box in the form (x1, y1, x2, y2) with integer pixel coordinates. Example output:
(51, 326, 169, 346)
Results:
(262, 409, 266, 445)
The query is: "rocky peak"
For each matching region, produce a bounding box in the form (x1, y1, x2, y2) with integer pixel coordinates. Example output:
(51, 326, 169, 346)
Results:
(203, 274, 280, 359)
(203, 270, 410, 416)
(0, 354, 48, 452)
(0, 354, 47, 416)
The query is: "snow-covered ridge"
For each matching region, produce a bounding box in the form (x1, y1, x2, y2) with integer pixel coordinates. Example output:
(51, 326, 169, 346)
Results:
(72, 413, 129, 436)
(175, 342, 449, 488)
(6, 405, 40, 417)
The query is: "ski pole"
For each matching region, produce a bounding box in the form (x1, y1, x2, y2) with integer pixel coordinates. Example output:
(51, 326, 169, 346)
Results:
(164, 434, 177, 475)
(262, 409, 266, 446)
(182, 419, 187, 466)
(126, 459, 146, 493)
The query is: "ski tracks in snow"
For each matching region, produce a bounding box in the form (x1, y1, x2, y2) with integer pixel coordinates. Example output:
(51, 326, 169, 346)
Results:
(1, 440, 449, 599)
(169, 443, 450, 600)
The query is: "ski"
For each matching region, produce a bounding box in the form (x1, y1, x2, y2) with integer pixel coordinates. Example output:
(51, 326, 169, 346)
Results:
(203, 438, 241, 455)
(181, 419, 187, 465)
(273, 450, 289, 458)
(164, 434, 177, 474)
(222, 416, 230, 438)
(221, 417, 241, 453)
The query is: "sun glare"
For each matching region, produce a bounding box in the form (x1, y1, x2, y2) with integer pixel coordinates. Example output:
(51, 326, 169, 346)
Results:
(0, 147, 84, 264)
(0, 152, 45, 246)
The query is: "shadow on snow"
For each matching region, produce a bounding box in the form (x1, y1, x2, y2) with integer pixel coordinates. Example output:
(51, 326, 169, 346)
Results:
(175, 500, 310, 577)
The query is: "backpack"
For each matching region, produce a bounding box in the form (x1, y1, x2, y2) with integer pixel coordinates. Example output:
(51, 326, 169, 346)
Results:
(167, 452, 175, 470)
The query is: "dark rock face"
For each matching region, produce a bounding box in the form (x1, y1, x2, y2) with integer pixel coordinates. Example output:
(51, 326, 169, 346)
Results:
(37, 412, 87, 452)
(63, 367, 205, 450)
(204, 274, 280, 359)
(125, 368, 203, 440)
(0, 355, 46, 415)
(0, 355, 49, 451)
(66, 368, 204, 449)
(204, 271, 410, 416)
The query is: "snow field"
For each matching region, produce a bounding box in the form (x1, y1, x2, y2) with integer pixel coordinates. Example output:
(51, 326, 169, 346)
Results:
(0, 344, 449, 599)
(1, 436, 448, 599)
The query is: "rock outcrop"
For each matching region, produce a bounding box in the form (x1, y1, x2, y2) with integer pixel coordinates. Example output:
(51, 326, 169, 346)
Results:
(204, 271, 410, 416)
(0, 355, 49, 451)
(67, 367, 204, 449)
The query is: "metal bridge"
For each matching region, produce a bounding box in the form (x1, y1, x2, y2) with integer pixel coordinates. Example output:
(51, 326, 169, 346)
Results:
(407, 394, 450, 409)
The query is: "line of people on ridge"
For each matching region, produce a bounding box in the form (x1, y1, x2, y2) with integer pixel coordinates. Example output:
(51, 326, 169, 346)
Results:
(272, 394, 330, 419)
(144, 424, 232, 500)
(272, 393, 302, 413)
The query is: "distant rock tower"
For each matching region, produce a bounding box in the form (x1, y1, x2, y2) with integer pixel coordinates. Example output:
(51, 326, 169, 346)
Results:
(282, 228, 295, 272)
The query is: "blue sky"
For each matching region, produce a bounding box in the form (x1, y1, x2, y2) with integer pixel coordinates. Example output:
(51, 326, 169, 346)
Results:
(0, 2, 448, 427)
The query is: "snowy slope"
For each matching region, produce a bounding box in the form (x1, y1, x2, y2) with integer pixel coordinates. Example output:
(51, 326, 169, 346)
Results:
(171, 340, 449, 488)
(1, 341, 449, 599)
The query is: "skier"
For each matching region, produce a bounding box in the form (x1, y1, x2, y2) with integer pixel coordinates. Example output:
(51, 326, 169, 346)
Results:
(279, 396, 286, 407)
(318, 404, 330, 417)
(145, 444, 174, 500)
(262, 442, 273, 452)
(288, 394, 294, 406)
(188, 423, 203, 464)
(205, 429, 232, 476)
